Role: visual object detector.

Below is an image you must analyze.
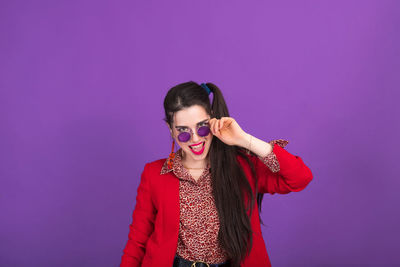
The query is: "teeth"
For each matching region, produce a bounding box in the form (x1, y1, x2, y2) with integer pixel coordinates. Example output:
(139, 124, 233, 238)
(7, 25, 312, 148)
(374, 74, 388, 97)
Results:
(192, 144, 202, 148)
(190, 142, 204, 151)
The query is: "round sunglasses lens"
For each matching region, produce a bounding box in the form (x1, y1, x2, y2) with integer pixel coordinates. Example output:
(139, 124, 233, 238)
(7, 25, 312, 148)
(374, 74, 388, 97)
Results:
(197, 126, 210, 137)
(178, 132, 191, 142)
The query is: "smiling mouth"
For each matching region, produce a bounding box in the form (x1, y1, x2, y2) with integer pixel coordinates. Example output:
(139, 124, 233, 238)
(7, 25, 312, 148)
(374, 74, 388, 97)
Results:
(190, 141, 203, 147)
(189, 141, 205, 153)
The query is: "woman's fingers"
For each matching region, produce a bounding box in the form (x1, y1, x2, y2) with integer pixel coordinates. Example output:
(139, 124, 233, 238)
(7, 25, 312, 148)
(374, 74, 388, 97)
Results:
(210, 118, 231, 136)
(220, 117, 227, 130)
(209, 118, 216, 135)
(214, 119, 219, 135)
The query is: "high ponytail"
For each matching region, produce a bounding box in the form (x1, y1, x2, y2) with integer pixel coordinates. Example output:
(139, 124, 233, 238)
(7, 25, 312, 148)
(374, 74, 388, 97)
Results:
(203, 83, 262, 266)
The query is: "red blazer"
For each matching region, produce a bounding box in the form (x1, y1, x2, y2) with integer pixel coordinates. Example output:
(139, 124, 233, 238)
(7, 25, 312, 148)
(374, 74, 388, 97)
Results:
(120, 143, 313, 267)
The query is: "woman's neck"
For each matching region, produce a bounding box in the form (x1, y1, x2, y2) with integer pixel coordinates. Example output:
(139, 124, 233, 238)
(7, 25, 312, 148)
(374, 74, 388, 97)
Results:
(181, 151, 209, 169)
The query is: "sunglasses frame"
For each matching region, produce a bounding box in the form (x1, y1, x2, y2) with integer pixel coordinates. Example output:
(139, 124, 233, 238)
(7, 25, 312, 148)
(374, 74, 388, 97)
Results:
(175, 121, 211, 143)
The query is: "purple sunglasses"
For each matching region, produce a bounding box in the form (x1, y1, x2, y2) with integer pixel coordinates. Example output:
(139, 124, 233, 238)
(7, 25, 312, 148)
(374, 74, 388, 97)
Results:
(176, 122, 211, 143)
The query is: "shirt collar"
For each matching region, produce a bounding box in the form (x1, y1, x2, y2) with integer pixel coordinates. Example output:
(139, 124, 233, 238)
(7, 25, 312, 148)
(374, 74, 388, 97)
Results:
(160, 148, 211, 179)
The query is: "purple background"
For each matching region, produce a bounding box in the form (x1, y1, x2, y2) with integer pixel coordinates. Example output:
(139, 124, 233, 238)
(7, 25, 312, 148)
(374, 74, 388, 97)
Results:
(1, 1, 399, 266)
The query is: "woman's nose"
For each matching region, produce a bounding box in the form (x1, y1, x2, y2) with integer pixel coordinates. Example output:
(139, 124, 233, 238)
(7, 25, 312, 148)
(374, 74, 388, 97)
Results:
(191, 129, 201, 142)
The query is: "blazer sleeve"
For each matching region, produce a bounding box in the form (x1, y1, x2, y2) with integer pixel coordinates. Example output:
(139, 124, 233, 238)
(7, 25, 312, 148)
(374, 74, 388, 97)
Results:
(120, 163, 157, 267)
(251, 139, 313, 194)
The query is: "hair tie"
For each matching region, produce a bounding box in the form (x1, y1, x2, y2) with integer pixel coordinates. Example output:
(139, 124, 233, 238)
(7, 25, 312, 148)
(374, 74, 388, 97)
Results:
(200, 83, 211, 95)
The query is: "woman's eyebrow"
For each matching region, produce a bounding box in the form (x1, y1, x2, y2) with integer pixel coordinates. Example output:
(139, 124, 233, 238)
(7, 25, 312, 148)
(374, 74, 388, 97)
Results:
(175, 119, 209, 129)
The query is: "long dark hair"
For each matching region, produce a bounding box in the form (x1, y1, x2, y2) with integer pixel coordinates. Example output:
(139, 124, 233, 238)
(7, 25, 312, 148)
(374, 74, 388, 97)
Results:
(163, 81, 265, 267)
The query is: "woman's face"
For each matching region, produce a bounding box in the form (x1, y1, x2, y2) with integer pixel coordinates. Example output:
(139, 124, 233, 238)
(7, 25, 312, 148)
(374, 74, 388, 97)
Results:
(168, 105, 213, 162)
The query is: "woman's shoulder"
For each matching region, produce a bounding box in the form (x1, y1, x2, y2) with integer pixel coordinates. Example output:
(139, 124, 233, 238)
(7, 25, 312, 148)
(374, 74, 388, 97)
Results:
(142, 157, 169, 175)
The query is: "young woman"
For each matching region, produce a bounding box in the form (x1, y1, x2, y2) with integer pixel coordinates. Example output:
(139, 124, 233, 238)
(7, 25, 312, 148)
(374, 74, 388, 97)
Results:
(120, 81, 313, 267)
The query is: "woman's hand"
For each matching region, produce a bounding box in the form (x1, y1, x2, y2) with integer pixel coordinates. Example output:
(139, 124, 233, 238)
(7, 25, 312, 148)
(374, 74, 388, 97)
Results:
(209, 117, 248, 147)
